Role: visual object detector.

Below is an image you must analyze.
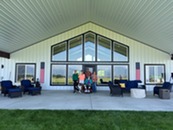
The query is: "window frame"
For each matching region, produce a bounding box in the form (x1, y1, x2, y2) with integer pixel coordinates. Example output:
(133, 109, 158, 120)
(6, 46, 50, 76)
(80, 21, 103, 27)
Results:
(97, 36, 112, 62)
(50, 64, 67, 85)
(50, 31, 130, 86)
(113, 64, 129, 80)
(84, 32, 96, 62)
(97, 64, 112, 85)
(144, 64, 166, 85)
(67, 65, 82, 85)
(113, 41, 129, 62)
(68, 35, 83, 61)
(51, 41, 67, 62)
(15, 63, 36, 83)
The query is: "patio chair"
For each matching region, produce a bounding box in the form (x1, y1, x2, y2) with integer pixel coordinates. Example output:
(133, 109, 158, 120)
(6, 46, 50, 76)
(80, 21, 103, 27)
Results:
(1, 80, 22, 97)
(21, 79, 41, 95)
(153, 82, 172, 96)
(108, 81, 123, 96)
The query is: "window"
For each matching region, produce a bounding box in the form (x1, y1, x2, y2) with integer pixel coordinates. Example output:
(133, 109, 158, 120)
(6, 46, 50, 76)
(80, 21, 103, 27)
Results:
(51, 31, 129, 63)
(68, 36, 83, 61)
(97, 65, 111, 84)
(144, 64, 165, 84)
(113, 42, 128, 61)
(52, 42, 67, 61)
(51, 65, 66, 85)
(68, 65, 82, 85)
(84, 33, 96, 61)
(113, 65, 129, 80)
(97, 36, 112, 61)
(15, 63, 36, 82)
(50, 31, 130, 86)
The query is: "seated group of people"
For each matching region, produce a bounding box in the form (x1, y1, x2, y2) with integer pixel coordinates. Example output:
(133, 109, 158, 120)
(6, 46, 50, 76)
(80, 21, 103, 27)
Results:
(72, 69, 97, 93)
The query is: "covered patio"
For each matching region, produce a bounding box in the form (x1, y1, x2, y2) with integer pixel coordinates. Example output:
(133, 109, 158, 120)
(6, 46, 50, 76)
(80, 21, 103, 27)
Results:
(0, 90, 173, 111)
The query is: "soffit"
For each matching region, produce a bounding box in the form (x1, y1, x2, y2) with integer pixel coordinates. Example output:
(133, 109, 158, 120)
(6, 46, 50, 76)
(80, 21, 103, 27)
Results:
(1, 0, 173, 55)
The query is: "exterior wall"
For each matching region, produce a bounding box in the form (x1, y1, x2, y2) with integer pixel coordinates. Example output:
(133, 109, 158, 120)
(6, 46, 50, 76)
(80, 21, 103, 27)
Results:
(7, 22, 173, 90)
(0, 57, 14, 82)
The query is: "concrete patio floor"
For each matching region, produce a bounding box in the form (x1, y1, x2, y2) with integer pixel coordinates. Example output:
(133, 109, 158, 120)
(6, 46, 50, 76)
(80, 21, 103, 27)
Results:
(0, 90, 173, 111)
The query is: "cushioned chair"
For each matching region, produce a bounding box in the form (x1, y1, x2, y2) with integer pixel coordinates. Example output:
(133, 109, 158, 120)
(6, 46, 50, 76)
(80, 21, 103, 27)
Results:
(153, 82, 172, 96)
(1, 80, 22, 97)
(21, 79, 41, 95)
(108, 81, 123, 96)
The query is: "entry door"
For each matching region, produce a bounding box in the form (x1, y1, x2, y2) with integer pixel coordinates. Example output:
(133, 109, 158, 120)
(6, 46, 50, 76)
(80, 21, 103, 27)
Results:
(83, 65, 96, 74)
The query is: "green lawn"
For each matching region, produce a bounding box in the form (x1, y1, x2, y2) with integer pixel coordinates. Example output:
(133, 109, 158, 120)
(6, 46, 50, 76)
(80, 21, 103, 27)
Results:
(0, 110, 173, 130)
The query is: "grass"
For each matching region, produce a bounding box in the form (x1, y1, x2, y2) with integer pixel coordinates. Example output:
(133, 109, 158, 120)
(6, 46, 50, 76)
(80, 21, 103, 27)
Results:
(0, 110, 173, 130)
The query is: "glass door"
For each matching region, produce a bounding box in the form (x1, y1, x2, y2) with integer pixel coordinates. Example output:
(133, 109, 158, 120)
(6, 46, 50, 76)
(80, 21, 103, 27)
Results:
(83, 65, 96, 75)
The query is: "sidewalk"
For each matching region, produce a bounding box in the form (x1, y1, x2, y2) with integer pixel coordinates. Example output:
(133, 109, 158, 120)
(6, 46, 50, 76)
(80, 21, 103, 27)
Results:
(0, 90, 173, 111)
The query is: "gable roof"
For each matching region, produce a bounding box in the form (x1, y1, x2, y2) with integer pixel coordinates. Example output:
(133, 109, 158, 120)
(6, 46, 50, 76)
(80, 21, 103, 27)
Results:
(1, 0, 173, 55)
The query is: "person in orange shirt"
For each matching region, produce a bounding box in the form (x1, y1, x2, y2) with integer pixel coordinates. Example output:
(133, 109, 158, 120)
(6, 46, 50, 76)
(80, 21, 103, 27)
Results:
(78, 70, 85, 92)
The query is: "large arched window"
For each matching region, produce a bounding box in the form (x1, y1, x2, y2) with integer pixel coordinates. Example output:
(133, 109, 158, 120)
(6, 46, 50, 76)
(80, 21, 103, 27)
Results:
(50, 31, 129, 85)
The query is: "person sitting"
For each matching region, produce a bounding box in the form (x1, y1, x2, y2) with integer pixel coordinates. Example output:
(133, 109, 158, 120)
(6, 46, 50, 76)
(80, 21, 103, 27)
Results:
(84, 76, 93, 93)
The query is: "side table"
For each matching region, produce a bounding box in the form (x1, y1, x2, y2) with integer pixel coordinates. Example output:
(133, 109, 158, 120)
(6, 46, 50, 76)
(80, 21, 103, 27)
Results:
(130, 88, 146, 98)
(159, 89, 170, 99)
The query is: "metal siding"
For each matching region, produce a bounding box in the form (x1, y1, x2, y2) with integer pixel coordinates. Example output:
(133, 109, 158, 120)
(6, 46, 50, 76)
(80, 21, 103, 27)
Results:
(9, 23, 172, 90)
(0, 57, 13, 81)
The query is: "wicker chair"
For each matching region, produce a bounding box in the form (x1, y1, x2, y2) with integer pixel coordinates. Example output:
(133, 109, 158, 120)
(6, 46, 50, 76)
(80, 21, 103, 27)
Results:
(1, 80, 22, 97)
(153, 82, 172, 96)
(21, 79, 41, 95)
(108, 81, 123, 96)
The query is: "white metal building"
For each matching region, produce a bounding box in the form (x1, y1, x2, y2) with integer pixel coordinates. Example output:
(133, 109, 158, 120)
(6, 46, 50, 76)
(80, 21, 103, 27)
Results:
(1, 0, 173, 91)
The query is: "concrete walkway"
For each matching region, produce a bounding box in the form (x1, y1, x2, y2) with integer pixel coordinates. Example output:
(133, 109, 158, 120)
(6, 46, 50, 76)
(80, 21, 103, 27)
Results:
(0, 90, 173, 111)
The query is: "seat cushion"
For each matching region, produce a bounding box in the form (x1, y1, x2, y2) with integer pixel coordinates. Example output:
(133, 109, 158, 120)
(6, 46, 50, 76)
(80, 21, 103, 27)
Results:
(28, 87, 40, 91)
(8, 88, 22, 92)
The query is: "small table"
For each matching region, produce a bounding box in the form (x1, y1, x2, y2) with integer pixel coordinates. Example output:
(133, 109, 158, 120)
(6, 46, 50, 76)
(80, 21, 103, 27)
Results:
(159, 89, 170, 99)
(130, 88, 146, 98)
